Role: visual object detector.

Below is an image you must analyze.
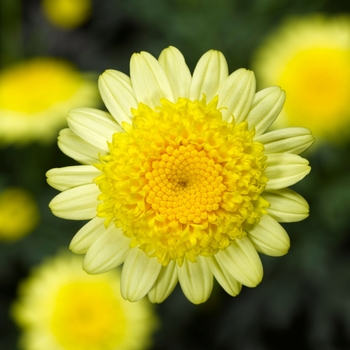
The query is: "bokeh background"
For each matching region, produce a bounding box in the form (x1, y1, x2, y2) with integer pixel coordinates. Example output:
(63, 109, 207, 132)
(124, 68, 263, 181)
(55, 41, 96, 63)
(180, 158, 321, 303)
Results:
(1, 0, 350, 349)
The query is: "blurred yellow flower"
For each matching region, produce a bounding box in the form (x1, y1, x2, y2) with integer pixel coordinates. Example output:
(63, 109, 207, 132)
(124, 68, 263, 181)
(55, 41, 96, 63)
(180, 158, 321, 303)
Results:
(42, 0, 92, 29)
(0, 187, 39, 242)
(253, 14, 350, 142)
(0, 58, 99, 145)
(12, 253, 158, 350)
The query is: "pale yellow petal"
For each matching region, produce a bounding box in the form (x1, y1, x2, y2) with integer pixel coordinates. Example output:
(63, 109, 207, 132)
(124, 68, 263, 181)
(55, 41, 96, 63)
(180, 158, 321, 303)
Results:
(256, 127, 314, 154)
(265, 153, 311, 190)
(46, 165, 99, 191)
(262, 188, 309, 222)
(98, 70, 136, 125)
(147, 260, 178, 303)
(130, 51, 174, 107)
(121, 249, 162, 301)
(189, 50, 228, 101)
(67, 108, 122, 152)
(58, 128, 106, 165)
(248, 215, 290, 256)
(49, 183, 99, 220)
(208, 257, 242, 296)
(216, 236, 263, 287)
(177, 256, 213, 304)
(245, 87, 285, 135)
(158, 46, 191, 100)
(216, 68, 256, 123)
(69, 216, 106, 254)
(83, 226, 130, 274)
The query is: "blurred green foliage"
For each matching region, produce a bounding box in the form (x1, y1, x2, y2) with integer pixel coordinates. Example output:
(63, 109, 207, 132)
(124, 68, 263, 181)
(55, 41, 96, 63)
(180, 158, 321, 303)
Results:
(1, 0, 350, 349)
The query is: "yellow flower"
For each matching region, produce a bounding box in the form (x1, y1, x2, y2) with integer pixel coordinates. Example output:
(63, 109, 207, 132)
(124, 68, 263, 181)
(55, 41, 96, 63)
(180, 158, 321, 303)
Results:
(12, 253, 158, 350)
(252, 14, 350, 142)
(0, 187, 39, 242)
(41, 0, 92, 30)
(0, 58, 99, 145)
(47, 46, 313, 304)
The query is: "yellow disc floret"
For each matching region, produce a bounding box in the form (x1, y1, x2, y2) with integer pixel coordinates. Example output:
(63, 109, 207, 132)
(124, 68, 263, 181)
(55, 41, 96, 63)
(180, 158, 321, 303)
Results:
(95, 96, 268, 266)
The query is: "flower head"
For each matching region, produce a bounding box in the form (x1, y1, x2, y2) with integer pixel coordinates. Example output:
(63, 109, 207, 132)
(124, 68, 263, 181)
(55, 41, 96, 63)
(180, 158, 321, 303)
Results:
(0, 187, 39, 242)
(252, 14, 350, 143)
(0, 58, 99, 145)
(47, 47, 313, 304)
(12, 253, 158, 350)
(41, 0, 92, 29)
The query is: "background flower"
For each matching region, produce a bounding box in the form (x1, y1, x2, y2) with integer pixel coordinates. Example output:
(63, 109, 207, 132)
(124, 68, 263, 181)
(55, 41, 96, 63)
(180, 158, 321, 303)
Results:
(0, 187, 39, 242)
(41, 0, 92, 30)
(252, 14, 350, 144)
(0, 58, 99, 145)
(12, 252, 158, 350)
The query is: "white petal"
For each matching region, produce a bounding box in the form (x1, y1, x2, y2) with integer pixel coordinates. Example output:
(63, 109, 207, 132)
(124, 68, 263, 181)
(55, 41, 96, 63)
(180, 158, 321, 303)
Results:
(248, 215, 290, 256)
(177, 256, 213, 304)
(46, 165, 99, 191)
(216, 236, 263, 287)
(158, 46, 191, 100)
(121, 249, 162, 301)
(98, 70, 136, 125)
(70, 216, 106, 254)
(67, 108, 123, 152)
(265, 153, 311, 190)
(262, 188, 309, 223)
(130, 51, 174, 107)
(189, 50, 228, 101)
(58, 128, 106, 165)
(49, 183, 100, 220)
(245, 87, 285, 135)
(208, 257, 242, 296)
(83, 226, 130, 274)
(148, 260, 178, 303)
(216, 69, 256, 123)
(256, 127, 314, 155)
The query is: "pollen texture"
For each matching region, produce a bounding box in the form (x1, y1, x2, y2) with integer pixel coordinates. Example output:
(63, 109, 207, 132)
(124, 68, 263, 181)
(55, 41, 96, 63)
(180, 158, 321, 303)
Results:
(95, 97, 269, 266)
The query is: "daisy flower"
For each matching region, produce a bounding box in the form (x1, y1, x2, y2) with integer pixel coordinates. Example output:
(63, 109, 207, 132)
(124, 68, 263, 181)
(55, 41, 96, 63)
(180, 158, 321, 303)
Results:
(12, 253, 158, 350)
(252, 14, 350, 143)
(0, 187, 39, 242)
(47, 46, 313, 304)
(0, 58, 99, 145)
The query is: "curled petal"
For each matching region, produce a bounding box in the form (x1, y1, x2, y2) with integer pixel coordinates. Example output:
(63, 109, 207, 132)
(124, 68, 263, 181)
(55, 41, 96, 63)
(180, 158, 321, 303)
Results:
(177, 256, 213, 304)
(263, 188, 309, 223)
(248, 215, 290, 256)
(49, 183, 100, 220)
(256, 127, 314, 154)
(216, 236, 263, 287)
(148, 260, 178, 303)
(265, 153, 311, 190)
(121, 249, 162, 301)
(83, 226, 130, 274)
(158, 46, 191, 100)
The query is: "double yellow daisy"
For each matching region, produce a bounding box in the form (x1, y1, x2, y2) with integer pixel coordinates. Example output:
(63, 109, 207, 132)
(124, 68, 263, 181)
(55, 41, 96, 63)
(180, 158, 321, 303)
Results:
(47, 47, 313, 304)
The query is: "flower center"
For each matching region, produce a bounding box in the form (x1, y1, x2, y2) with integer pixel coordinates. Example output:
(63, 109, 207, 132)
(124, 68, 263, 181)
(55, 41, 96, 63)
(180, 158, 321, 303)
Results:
(51, 281, 126, 350)
(95, 96, 268, 266)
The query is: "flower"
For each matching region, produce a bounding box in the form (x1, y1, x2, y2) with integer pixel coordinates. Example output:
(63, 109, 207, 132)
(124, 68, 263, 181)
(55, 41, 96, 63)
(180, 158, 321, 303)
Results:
(0, 58, 99, 145)
(47, 46, 313, 304)
(12, 252, 158, 350)
(41, 0, 92, 30)
(252, 14, 350, 143)
(0, 187, 39, 242)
